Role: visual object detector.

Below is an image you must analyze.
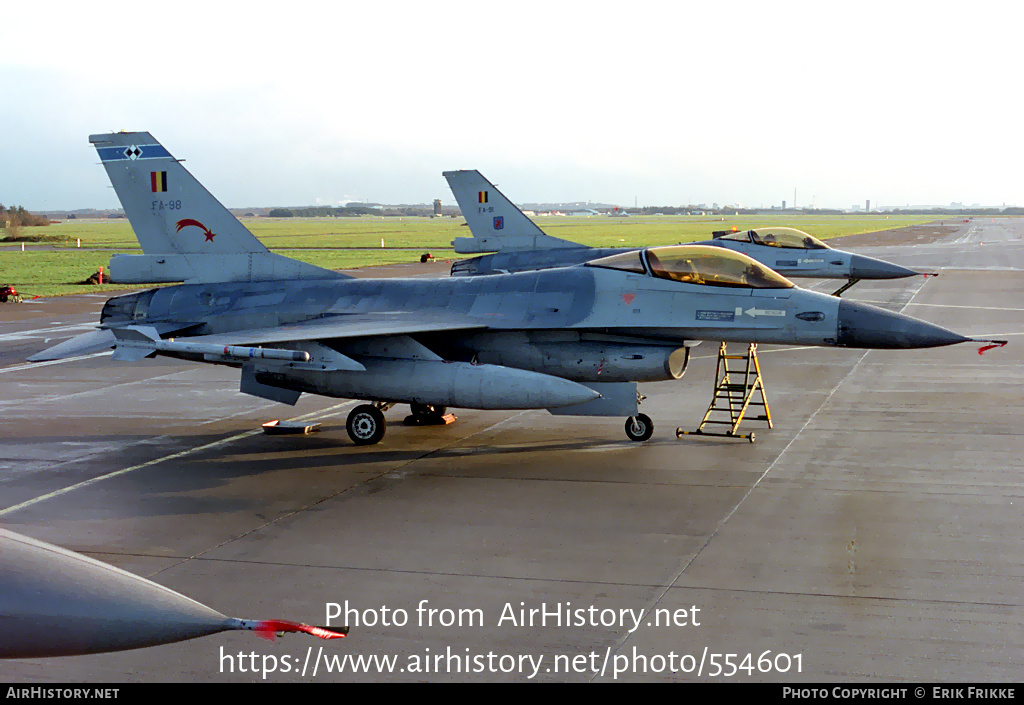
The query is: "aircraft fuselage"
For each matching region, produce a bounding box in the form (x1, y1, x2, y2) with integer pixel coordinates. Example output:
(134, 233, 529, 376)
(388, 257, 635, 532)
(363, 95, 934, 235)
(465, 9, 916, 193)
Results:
(450, 240, 917, 281)
(103, 263, 960, 364)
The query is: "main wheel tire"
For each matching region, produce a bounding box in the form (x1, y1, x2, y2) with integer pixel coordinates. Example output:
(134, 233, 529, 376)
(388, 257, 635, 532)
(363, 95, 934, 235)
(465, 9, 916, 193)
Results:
(625, 413, 654, 442)
(347, 404, 387, 445)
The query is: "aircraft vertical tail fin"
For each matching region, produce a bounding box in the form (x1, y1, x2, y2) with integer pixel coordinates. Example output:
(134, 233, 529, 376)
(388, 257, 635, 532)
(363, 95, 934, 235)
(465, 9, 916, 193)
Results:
(89, 132, 345, 284)
(443, 170, 579, 254)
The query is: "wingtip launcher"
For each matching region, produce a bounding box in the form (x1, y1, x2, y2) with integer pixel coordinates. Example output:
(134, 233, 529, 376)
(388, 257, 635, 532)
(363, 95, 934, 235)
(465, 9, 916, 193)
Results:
(111, 326, 311, 364)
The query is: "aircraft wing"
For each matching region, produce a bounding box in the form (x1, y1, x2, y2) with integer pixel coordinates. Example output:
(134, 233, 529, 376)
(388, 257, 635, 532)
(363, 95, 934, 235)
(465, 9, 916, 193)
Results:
(28, 321, 201, 362)
(176, 312, 488, 347)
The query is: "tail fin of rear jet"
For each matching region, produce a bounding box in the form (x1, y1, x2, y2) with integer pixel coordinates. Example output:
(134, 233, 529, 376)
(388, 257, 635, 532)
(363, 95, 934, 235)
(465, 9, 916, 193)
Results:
(89, 132, 345, 284)
(443, 169, 579, 254)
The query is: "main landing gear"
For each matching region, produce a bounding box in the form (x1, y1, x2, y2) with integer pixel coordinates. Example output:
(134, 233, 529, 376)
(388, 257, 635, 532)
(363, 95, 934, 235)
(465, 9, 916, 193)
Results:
(346, 403, 392, 445)
(404, 403, 455, 426)
(345, 402, 456, 445)
(347, 397, 653, 446)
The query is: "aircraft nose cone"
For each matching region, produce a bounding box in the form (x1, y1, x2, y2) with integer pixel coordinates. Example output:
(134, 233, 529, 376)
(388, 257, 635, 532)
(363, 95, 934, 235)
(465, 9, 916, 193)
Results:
(849, 253, 919, 279)
(837, 300, 970, 349)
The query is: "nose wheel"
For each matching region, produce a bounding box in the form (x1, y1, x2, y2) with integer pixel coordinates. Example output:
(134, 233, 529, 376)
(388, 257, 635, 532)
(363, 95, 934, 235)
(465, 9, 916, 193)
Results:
(346, 404, 387, 445)
(625, 413, 654, 442)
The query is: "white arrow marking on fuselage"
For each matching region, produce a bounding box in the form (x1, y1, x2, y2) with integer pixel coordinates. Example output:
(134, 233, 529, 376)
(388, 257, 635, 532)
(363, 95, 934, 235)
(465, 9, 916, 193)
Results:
(744, 308, 786, 317)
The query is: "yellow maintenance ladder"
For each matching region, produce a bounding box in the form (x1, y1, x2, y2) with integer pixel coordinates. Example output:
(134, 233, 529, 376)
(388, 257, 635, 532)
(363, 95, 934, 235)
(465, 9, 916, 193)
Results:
(676, 342, 772, 443)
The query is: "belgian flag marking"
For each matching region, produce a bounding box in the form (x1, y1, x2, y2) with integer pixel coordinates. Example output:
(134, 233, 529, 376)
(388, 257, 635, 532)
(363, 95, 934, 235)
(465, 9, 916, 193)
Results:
(478, 191, 488, 204)
(151, 171, 168, 192)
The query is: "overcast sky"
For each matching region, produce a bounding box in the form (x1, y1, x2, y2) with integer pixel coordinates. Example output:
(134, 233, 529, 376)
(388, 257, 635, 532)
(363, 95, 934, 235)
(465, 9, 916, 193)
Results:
(2, 1, 1020, 210)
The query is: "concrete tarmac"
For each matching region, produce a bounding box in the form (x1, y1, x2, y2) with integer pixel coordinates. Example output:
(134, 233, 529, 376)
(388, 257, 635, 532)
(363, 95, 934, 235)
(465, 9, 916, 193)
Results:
(1, 218, 1021, 682)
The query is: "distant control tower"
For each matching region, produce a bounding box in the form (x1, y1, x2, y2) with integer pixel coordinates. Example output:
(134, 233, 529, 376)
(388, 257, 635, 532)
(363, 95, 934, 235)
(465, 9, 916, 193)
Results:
(433, 199, 442, 217)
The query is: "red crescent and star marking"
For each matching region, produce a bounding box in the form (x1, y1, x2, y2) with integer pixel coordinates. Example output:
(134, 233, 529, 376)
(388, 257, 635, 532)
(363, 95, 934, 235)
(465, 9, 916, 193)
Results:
(175, 218, 216, 242)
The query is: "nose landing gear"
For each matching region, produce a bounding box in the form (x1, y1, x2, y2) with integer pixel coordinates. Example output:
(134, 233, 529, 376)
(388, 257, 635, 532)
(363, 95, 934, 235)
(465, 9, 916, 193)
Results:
(625, 413, 654, 442)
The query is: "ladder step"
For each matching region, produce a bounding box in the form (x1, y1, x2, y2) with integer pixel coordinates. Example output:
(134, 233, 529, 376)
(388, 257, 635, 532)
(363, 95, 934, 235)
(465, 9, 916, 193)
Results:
(685, 343, 772, 440)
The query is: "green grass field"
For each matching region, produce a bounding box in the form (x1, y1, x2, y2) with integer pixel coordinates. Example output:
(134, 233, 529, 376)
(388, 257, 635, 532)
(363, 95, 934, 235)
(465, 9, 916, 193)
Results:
(0, 214, 940, 298)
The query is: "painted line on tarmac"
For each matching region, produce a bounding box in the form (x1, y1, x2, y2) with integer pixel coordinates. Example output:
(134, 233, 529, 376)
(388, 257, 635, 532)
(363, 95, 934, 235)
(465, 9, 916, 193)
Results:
(0, 400, 357, 518)
(599, 274, 935, 677)
(0, 323, 98, 342)
(690, 277, 929, 564)
(0, 351, 112, 374)
(863, 301, 1024, 312)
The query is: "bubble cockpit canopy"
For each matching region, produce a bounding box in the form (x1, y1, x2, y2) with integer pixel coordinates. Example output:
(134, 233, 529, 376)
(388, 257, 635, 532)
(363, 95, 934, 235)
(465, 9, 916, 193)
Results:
(586, 245, 795, 289)
(715, 227, 829, 250)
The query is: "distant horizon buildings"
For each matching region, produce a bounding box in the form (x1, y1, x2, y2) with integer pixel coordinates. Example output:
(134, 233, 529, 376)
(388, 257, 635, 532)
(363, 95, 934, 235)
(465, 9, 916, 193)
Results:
(25, 198, 1022, 221)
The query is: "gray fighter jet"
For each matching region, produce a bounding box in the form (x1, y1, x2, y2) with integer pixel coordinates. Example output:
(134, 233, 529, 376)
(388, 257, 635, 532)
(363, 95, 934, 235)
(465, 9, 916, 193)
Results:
(31, 132, 977, 445)
(0, 528, 346, 658)
(445, 170, 919, 284)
